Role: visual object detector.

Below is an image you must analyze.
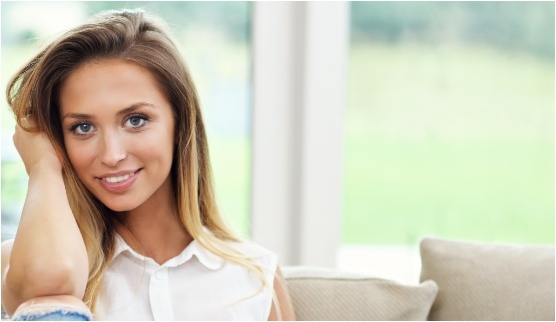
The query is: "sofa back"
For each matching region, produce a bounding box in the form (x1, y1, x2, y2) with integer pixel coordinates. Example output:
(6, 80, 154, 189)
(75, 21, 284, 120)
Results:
(420, 237, 555, 321)
(283, 237, 555, 321)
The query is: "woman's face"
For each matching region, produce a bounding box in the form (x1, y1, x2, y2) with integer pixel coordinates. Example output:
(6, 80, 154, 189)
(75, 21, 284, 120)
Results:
(59, 59, 176, 212)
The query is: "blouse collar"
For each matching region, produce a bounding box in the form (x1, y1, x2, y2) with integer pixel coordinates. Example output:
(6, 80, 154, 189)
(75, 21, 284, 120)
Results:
(112, 233, 224, 270)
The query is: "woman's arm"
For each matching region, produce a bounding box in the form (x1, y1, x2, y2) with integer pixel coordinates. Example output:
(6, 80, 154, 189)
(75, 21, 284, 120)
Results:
(268, 266, 296, 321)
(1, 121, 89, 315)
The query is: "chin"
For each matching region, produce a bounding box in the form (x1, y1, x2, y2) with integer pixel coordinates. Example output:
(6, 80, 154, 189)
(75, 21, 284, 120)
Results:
(98, 197, 140, 213)
(107, 203, 139, 212)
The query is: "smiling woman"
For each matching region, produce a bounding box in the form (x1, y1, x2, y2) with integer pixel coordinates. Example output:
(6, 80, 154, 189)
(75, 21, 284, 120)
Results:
(59, 60, 176, 212)
(1, 9, 294, 321)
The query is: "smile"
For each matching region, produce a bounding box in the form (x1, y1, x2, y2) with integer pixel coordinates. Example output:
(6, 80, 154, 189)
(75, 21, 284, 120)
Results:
(98, 169, 142, 193)
(103, 173, 132, 183)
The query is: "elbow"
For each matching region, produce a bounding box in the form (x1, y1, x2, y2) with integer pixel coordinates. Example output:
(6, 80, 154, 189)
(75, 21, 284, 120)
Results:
(6, 257, 87, 301)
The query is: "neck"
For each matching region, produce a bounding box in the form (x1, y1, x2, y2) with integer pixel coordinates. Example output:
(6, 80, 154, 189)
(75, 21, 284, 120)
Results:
(115, 177, 192, 265)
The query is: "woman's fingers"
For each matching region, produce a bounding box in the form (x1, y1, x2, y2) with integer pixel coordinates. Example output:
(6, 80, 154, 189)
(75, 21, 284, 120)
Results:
(13, 118, 62, 174)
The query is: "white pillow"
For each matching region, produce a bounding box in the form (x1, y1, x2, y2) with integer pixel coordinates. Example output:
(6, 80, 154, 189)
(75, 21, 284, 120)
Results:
(282, 266, 438, 321)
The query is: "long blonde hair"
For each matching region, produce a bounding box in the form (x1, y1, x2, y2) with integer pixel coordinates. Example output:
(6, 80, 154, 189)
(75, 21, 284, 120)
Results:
(6, 9, 269, 312)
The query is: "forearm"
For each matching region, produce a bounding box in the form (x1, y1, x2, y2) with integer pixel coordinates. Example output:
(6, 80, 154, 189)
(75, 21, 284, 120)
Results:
(6, 162, 88, 302)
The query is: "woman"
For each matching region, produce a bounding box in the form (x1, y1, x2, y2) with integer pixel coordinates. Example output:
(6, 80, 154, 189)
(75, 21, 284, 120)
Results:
(1, 9, 295, 321)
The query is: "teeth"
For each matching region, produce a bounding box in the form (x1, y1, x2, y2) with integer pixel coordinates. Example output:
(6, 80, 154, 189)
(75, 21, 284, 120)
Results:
(103, 173, 131, 183)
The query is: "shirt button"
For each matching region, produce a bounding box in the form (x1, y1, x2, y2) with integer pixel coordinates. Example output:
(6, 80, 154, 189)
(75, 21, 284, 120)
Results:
(156, 271, 165, 280)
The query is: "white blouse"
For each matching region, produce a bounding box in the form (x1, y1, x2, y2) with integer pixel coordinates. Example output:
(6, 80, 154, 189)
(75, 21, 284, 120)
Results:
(94, 234, 277, 321)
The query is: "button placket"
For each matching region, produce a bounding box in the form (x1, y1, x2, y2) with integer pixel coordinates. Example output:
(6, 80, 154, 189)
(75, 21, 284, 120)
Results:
(149, 267, 174, 320)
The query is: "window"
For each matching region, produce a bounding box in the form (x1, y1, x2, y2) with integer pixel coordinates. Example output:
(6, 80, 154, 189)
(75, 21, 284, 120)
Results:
(340, 1, 554, 281)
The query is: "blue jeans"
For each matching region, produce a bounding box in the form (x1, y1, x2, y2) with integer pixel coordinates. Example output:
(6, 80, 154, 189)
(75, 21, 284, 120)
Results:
(11, 304, 92, 321)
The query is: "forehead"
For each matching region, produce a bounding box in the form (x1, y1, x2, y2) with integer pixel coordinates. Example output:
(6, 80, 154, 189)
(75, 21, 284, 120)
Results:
(61, 59, 159, 95)
(59, 59, 169, 114)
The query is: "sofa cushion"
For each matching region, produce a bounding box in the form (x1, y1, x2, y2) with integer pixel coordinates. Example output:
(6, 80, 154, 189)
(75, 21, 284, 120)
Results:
(282, 266, 438, 321)
(420, 237, 555, 321)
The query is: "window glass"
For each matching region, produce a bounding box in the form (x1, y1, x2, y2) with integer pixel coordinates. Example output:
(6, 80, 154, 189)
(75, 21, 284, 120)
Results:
(1, 1, 252, 240)
(345, 2, 554, 246)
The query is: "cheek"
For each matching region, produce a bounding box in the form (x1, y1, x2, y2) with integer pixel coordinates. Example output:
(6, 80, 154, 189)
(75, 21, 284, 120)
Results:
(159, 117, 176, 160)
(139, 129, 175, 164)
(65, 141, 93, 174)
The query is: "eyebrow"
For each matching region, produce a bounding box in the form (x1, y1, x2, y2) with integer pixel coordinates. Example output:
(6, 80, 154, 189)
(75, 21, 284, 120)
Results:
(62, 102, 156, 121)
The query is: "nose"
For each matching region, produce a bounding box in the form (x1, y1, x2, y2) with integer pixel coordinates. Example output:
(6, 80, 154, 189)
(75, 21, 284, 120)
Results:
(99, 132, 127, 167)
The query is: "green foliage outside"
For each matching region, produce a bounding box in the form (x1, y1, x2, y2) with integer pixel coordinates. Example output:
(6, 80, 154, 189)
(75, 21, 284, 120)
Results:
(344, 43, 554, 245)
(351, 2, 555, 60)
(345, 2, 554, 245)
(210, 41, 555, 245)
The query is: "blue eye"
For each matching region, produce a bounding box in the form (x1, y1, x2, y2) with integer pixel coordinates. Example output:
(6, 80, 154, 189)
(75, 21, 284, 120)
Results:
(78, 124, 92, 133)
(70, 122, 94, 136)
(125, 114, 149, 128)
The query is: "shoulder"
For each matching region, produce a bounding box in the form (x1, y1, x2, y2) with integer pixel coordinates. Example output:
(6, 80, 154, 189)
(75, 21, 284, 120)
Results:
(214, 239, 279, 289)
(228, 240, 275, 258)
(226, 240, 278, 269)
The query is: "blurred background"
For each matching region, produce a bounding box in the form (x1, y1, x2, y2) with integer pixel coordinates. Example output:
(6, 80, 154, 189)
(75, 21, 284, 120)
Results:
(1, 2, 554, 283)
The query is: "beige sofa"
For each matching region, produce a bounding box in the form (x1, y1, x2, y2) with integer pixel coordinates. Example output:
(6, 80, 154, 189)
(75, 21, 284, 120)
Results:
(1, 237, 553, 321)
(283, 237, 555, 321)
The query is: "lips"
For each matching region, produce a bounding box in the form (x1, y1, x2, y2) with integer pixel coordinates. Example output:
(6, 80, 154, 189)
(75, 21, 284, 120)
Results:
(97, 169, 142, 193)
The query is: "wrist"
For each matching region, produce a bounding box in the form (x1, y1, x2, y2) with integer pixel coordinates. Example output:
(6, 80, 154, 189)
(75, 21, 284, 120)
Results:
(28, 159, 63, 178)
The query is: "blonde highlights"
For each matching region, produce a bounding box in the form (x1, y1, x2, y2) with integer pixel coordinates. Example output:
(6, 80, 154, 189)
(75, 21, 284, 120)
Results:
(6, 9, 270, 312)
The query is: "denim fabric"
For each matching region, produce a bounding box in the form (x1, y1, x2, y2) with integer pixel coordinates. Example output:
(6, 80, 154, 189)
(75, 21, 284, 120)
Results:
(11, 305, 92, 321)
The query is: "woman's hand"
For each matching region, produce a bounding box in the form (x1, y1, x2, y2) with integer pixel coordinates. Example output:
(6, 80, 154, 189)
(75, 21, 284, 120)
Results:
(13, 117, 62, 175)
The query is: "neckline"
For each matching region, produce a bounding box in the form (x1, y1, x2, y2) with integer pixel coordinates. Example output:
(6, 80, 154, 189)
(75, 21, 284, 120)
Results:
(112, 233, 225, 270)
